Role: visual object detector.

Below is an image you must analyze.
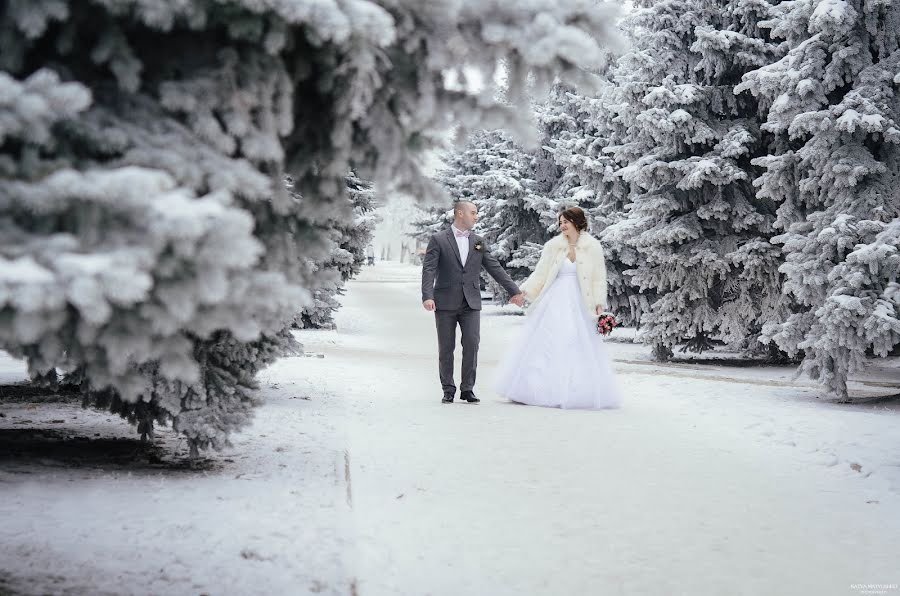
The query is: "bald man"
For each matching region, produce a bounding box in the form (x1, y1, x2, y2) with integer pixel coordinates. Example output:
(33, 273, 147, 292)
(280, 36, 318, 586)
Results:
(421, 200, 524, 404)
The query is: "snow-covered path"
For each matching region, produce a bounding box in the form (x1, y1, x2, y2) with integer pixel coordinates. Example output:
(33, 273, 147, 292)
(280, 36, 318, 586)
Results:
(1, 261, 899, 596)
(303, 262, 900, 596)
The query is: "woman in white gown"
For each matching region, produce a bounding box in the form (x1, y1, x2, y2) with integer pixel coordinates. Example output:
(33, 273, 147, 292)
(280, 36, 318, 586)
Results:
(494, 207, 622, 409)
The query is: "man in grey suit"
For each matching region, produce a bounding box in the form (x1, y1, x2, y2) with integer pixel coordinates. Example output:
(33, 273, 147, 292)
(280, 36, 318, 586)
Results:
(421, 201, 525, 404)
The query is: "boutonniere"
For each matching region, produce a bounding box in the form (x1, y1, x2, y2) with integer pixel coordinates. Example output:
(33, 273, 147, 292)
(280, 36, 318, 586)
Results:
(474, 241, 483, 251)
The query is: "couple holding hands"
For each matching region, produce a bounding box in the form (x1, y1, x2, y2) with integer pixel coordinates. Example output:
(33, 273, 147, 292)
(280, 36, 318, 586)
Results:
(421, 201, 622, 410)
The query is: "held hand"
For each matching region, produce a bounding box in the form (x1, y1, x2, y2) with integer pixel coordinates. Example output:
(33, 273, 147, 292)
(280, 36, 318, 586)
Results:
(423, 299, 436, 312)
(596, 305, 603, 315)
(509, 294, 525, 307)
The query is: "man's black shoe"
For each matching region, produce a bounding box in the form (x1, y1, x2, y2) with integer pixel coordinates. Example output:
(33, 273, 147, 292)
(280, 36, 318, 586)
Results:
(459, 391, 480, 403)
(441, 395, 454, 403)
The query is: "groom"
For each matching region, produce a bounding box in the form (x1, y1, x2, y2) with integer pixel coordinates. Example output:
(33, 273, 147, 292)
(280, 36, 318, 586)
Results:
(421, 201, 525, 404)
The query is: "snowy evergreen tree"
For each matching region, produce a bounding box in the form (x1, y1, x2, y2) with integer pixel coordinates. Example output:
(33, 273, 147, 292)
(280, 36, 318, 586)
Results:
(425, 129, 557, 303)
(296, 172, 379, 330)
(410, 203, 454, 245)
(464, 131, 548, 302)
(409, 133, 485, 247)
(737, 0, 900, 397)
(0, 0, 621, 452)
(542, 81, 649, 325)
(605, 0, 786, 359)
(340, 172, 380, 281)
(423, 86, 623, 305)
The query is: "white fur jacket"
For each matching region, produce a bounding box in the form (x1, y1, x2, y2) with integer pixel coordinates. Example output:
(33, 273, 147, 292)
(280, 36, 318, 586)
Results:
(518, 232, 608, 317)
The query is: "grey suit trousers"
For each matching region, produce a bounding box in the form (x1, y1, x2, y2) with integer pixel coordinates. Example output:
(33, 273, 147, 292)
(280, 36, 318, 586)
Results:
(435, 303, 480, 396)
(421, 228, 520, 398)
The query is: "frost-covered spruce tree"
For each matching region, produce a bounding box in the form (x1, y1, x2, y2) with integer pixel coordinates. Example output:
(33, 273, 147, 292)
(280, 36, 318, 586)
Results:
(542, 81, 649, 325)
(422, 88, 606, 294)
(340, 172, 380, 281)
(296, 172, 379, 329)
(737, 0, 900, 397)
(606, 0, 785, 359)
(429, 129, 555, 303)
(410, 154, 457, 246)
(0, 0, 621, 452)
(410, 203, 453, 245)
(464, 131, 548, 302)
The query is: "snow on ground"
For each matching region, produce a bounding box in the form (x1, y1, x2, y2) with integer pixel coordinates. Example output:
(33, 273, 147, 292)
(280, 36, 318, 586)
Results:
(2, 260, 899, 596)
(0, 362, 356, 594)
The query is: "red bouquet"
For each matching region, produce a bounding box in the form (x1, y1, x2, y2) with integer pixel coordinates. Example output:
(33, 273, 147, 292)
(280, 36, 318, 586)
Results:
(596, 311, 617, 336)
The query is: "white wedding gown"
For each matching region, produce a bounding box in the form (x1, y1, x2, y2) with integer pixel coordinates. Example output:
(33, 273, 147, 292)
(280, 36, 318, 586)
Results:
(495, 258, 622, 409)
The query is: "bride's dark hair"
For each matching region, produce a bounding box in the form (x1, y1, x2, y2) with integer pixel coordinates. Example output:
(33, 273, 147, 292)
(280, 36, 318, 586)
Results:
(559, 206, 588, 232)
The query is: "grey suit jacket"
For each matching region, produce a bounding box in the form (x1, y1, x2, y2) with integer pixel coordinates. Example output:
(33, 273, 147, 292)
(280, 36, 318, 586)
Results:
(421, 227, 521, 311)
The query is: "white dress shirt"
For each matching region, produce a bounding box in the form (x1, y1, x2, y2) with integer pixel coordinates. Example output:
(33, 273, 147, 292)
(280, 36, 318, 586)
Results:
(451, 224, 470, 266)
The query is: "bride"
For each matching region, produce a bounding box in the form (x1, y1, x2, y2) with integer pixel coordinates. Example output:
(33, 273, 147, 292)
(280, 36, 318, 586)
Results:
(494, 206, 622, 409)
